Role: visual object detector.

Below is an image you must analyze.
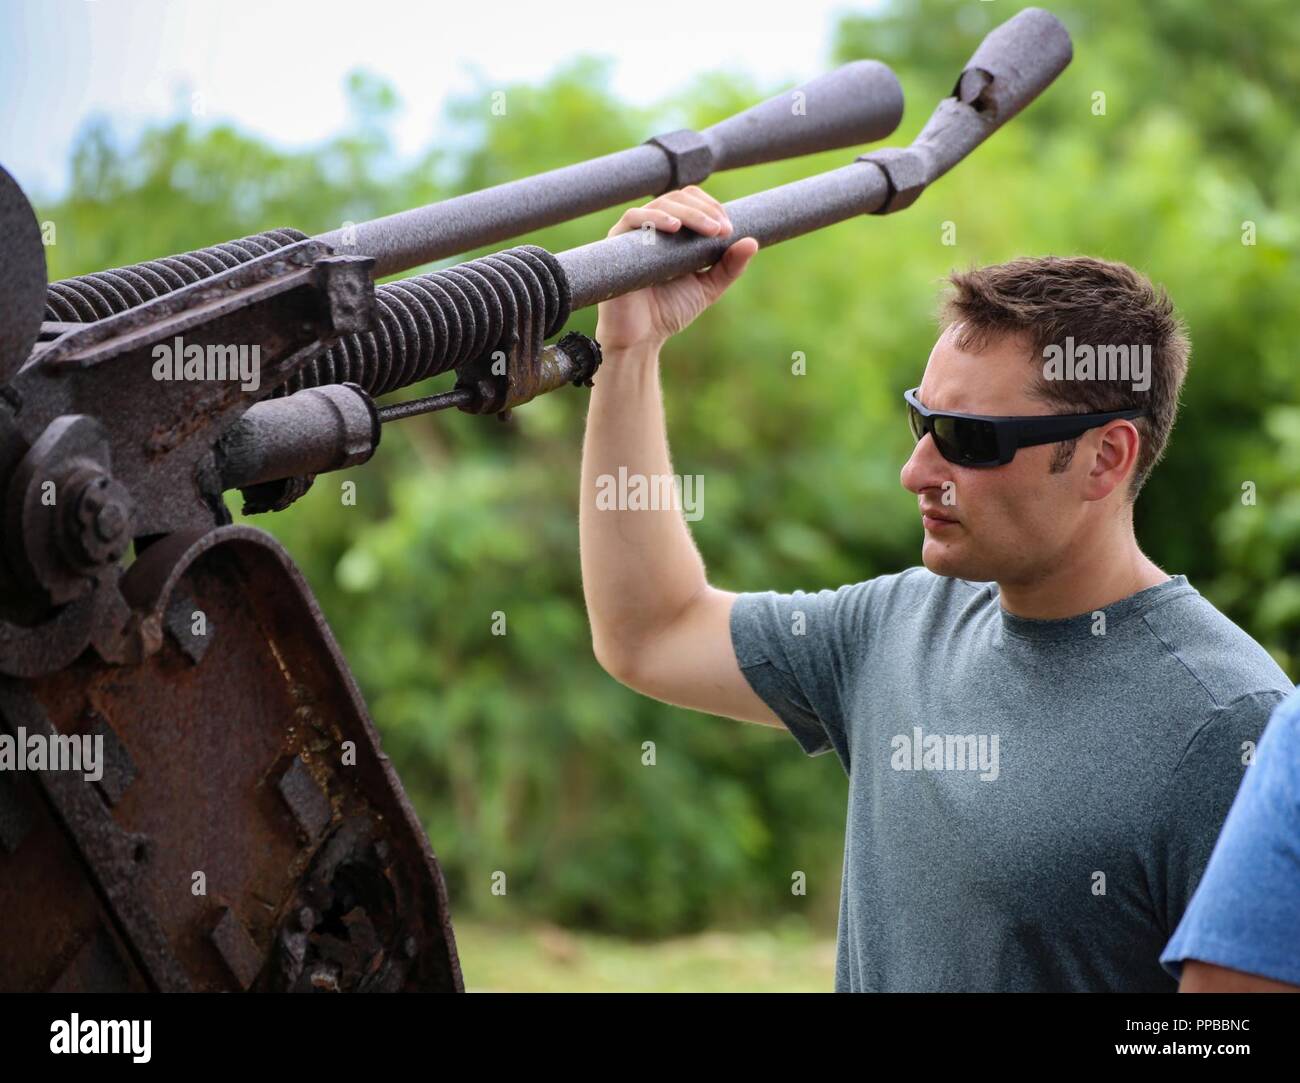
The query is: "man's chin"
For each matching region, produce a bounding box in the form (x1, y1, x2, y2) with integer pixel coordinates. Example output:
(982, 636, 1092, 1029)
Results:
(920, 536, 986, 580)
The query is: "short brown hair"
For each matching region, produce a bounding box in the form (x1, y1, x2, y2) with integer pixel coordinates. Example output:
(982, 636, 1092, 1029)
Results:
(939, 256, 1190, 500)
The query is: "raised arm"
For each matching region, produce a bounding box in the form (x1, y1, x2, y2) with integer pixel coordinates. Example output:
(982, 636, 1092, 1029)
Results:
(579, 187, 778, 726)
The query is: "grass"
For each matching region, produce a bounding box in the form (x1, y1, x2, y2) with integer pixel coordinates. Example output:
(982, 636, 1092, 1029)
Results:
(450, 917, 836, 992)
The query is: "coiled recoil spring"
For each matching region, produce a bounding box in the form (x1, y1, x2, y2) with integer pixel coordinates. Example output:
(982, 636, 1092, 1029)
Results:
(43, 233, 582, 415)
(288, 244, 573, 413)
(43, 229, 312, 322)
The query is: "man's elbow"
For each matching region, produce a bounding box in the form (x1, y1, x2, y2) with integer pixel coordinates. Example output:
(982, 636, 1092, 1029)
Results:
(591, 633, 644, 690)
(1178, 959, 1300, 992)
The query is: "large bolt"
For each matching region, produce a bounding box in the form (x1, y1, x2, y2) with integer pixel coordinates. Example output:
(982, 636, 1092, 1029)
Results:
(67, 472, 133, 567)
(94, 501, 126, 541)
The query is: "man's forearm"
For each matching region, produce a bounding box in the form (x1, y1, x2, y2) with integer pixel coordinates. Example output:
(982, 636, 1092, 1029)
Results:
(579, 342, 710, 675)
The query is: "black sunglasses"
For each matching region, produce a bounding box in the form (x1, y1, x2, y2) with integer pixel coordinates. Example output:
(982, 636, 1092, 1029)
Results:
(904, 388, 1148, 467)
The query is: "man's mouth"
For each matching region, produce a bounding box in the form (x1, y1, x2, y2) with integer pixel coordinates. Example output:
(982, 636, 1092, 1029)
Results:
(920, 509, 960, 530)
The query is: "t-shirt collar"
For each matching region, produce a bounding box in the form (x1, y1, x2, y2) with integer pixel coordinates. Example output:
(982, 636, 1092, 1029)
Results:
(993, 574, 1193, 641)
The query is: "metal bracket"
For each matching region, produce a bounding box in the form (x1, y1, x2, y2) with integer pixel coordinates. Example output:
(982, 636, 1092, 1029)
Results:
(856, 147, 929, 215)
(645, 128, 714, 190)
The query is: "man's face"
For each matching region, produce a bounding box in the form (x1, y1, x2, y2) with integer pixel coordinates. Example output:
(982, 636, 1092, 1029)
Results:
(899, 326, 1093, 586)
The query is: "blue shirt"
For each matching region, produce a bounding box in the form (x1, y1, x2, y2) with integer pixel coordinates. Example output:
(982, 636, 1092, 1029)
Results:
(1161, 689, 1300, 987)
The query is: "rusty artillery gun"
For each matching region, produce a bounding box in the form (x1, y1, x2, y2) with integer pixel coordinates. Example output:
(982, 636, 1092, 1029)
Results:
(0, 8, 1070, 992)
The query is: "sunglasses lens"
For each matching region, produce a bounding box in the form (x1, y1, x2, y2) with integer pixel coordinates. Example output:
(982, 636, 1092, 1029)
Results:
(906, 403, 925, 442)
(933, 417, 999, 465)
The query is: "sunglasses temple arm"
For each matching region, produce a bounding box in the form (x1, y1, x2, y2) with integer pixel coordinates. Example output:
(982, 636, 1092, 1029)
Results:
(1012, 415, 1127, 448)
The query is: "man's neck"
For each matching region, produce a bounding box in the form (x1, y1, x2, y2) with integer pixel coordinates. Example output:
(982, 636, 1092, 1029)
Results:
(996, 531, 1169, 620)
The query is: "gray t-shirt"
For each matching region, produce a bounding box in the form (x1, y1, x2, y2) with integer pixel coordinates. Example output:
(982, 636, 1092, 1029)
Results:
(730, 568, 1293, 992)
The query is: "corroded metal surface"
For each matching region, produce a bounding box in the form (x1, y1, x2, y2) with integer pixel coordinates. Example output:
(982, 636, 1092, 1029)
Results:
(0, 527, 463, 992)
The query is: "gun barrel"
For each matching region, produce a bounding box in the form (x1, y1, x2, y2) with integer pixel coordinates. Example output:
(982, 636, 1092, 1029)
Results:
(277, 9, 1071, 413)
(561, 162, 889, 308)
(561, 7, 1072, 308)
(315, 59, 903, 277)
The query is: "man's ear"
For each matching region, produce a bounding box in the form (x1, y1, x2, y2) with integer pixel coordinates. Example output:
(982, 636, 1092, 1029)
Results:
(1081, 420, 1140, 501)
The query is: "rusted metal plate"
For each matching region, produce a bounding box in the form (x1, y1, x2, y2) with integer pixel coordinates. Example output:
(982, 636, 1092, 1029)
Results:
(209, 907, 263, 990)
(0, 525, 462, 992)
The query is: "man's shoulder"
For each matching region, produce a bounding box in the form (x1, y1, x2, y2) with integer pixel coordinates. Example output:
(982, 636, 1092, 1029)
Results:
(1250, 692, 1300, 784)
(806, 565, 985, 619)
(1137, 585, 1293, 717)
(841, 564, 989, 602)
(733, 567, 989, 646)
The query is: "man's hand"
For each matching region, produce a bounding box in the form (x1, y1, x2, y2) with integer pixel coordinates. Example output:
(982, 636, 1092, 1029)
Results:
(595, 186, 759, 352)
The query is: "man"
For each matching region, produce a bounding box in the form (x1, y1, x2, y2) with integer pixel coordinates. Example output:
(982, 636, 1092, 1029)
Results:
(579, 185, 1293, 991)
(1161, 690, 1300, 993)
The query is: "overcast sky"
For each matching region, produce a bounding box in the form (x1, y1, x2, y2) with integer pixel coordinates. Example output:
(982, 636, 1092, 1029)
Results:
(2, 0, 880, 197)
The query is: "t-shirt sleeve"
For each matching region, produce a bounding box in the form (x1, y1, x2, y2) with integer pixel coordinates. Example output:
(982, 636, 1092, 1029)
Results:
(728, 577, 875, 769)
(1150, 688, 1288, 949)
(1160, 691, 1300, 987)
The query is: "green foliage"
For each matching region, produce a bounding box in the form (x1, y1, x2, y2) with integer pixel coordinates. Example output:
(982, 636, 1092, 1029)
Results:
(36, 0, 1300, 935)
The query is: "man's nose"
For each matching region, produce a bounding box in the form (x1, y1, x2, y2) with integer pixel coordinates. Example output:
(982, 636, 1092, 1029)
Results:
(900, 433, 950, 495)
